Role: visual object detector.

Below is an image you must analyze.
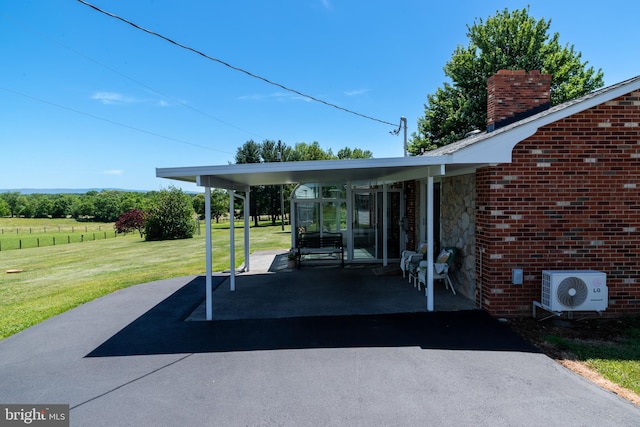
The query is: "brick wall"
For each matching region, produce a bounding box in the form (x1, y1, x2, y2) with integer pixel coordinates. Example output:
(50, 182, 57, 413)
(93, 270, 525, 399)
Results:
(477, 90, 640, 316)
(487, 70, 551, 131)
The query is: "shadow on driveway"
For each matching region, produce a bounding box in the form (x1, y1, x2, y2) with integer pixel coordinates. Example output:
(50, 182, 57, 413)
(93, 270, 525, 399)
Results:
(87, 276, 538, 357)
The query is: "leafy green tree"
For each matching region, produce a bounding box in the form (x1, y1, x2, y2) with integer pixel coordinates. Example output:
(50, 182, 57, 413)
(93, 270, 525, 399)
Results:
(0, 192, 20, 217)
(0, 197, 10, 217)
(337, 147, 373, 159)
(17, 195, 34, 218)
(293, 141, 333, 160)
(145, 186, 196, 240)
(409, 7, 604, 154)
(32, 194, 53, 218)
(51, 194, 74, 218)
(235, 140, 264, 226)
(235, 139, 262, 164)
(192, 189, 229, 223)
(93, 190, 122, 222)
(71, 194, 95, 219)
(192, 193, 206, 219)
(210, 189, 228, 223)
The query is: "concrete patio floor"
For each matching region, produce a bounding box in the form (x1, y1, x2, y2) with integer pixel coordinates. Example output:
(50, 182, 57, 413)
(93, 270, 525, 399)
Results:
(187, 250, 477, 321)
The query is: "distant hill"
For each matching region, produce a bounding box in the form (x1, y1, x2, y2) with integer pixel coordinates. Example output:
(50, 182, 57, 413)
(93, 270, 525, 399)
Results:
(0, 188, 149, 195)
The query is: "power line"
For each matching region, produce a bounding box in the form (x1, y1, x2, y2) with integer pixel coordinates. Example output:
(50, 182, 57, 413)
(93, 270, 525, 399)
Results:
(0, 86, 235, 155)
(76, 0, 398, 127)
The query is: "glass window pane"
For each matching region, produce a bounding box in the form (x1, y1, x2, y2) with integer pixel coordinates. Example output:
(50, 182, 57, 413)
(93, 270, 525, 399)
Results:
(293, 183, 319, 199)
(321, 184, 346, 199)
(295, 201, 319, 238)
(322, 201, 347, 233)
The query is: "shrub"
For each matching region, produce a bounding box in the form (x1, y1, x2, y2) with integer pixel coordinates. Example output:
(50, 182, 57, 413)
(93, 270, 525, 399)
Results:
(145, 187, 196, 241)
(115, 209, 148, 237)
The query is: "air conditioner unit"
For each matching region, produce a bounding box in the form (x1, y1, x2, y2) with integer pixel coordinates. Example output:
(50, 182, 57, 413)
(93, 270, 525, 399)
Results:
(541, 270, 608, 312)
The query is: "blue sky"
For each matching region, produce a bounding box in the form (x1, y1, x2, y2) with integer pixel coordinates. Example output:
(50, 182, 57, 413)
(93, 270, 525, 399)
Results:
(2, 1, 639, 192)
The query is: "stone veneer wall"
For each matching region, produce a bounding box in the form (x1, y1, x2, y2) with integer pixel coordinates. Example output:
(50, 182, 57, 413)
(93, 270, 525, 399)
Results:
(440, 174, 476, 300)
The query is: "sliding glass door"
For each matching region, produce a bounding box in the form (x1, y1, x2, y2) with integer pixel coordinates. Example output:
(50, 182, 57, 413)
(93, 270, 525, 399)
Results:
(352, 188, 401, 261)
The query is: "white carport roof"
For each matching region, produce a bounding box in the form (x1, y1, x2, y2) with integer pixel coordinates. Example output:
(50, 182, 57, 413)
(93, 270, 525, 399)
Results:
(156, 156, 477, 190)
(157, 75, 640, 190)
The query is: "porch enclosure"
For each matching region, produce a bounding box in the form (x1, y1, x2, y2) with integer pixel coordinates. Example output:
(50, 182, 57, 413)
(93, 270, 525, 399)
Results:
(291, 182, 403, 264)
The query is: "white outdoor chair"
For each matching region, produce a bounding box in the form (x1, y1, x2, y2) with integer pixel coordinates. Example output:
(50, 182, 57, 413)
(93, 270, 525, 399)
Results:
(416, 248, 456, 295)
(400, 242, 428, 282)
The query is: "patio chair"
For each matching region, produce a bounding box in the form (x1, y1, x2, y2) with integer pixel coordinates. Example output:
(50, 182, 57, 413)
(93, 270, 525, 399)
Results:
(400, 242, 428, 282)
(416, 247, 457, 295)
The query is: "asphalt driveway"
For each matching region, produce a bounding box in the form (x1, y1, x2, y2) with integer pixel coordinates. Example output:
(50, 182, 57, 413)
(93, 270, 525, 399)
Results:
(0, 274, 638, 426)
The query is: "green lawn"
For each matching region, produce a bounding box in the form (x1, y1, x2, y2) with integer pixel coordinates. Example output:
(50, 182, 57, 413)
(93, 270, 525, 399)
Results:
(0, 218, 290, 339)
(0, 218, 118, 250)
(546, 321, 640, 396)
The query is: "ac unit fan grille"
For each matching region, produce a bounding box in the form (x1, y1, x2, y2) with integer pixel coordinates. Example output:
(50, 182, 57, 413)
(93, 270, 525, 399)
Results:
(556, 277, 588, 308)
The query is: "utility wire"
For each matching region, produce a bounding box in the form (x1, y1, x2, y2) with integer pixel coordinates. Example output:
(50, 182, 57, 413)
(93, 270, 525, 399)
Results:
(76, 0, 398, 127)
(0, 86, 234, 155)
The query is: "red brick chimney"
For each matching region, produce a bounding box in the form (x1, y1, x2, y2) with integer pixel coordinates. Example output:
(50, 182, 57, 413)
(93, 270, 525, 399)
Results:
(486, 69, 551, 131)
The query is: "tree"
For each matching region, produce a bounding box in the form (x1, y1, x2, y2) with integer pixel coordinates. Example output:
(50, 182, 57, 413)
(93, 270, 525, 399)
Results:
(234, 139, 261, 164)
(0, 197, 10, 217)
(293, 141, 333, 160)
(409, 7, 604, 154)
(16, 195, 34, 218)
(145, 186, 196, 241)
(337, 147, 373, 159)
(114, 209, 148, 237)
(93, 190, 122, 222)
(0, 192, 20, 218)
(210, 189, 228, 223)
(235, 140, 264, 227)
(51, 194, 73, 218)
(193, 189, 229, 223)
(32, 194, 53, 218)
(71, 194, 95, 219)
(192, 193, 206, 219)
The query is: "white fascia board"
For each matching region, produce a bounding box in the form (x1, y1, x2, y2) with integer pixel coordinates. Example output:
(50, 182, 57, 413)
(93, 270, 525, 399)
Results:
(159, 155, 454, 189)
(450, 126, 537, 163)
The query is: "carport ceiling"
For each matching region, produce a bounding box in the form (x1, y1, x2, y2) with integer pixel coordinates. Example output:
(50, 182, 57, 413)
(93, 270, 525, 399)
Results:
(157, 156, 455, 190)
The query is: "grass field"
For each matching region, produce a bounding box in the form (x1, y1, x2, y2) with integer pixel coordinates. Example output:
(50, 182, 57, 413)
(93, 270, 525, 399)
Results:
(0, 218, 291, 339)
(0, 218, 119, 250)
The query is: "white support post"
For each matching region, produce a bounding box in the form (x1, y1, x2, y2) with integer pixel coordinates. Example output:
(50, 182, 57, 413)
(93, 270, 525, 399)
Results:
(229, 190, 236, 292)
(346, 181, 353, 262)
(290, 198, 296, 250)
(244, 185, 250, 272)
(382, 184, 388, 266)
(205, 186, 213, 321)
(426, 176, 434, 311)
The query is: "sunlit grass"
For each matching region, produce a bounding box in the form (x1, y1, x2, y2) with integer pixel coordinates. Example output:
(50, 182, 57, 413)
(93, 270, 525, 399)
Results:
(546, 320, 640, 395)
(0, 218, 290, 339)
